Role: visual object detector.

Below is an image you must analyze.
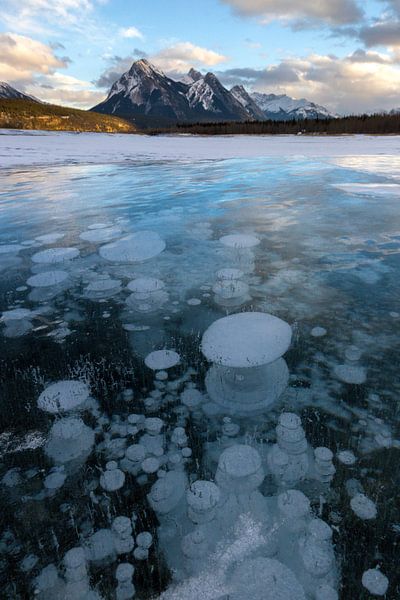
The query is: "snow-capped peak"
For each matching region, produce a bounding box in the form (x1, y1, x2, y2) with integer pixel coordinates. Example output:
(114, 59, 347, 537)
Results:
(0, 82, 40, 102)
(250, 91, 336, 120)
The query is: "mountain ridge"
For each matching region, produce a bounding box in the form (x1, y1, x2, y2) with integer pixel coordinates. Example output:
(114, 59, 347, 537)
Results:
(90, 58, 336, 125)
(0, 82, 41, 103)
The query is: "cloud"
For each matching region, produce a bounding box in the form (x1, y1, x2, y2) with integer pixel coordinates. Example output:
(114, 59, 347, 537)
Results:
(94, 42, 228, 89)
(28, 72, 104, 107)
(383, 0, 400, 16)
(219, 63, 300, 87)
(0, 33, 67, 83)
(1, 0, 95, 35)
(151, 42, 228, 74)
(218, 52, 400, 114)
(347, 48, 393, 63)
(220, 0, 363, 26)
(119, 26, 144, 40)
(0, 32, 101, 108)
(360, 20, 400, 47)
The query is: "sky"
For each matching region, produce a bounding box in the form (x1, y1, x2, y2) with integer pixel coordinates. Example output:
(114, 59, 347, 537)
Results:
(0, 0, 400, 114)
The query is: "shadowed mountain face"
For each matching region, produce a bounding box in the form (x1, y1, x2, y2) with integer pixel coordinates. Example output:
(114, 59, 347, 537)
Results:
(91, 59, 335, 125)
(0, 82, 40, 102)
(230, 85, 266, 120)
(91, 59, 249, 124)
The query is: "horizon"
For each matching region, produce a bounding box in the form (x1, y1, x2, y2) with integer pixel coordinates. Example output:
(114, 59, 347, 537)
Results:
(1, 1, 400, 115)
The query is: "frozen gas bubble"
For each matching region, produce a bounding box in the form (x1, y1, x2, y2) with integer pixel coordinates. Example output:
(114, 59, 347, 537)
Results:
(337, 450, 357, 465)
(350, 493, 377, 520)
(311, 326, 327, 337)
(216, 268, 244, 280)
(127, 277, 165, 293)
(1, 308, 33, 322)
(220, 233, 260, 248)
(37, 380, 90, 414)
(0, 244, 23, 254)
(344, 345, 362, 362)
(147, 470, 186, 514)
(85, 529, 115, 563)
(156, 370, 168, 381)
(187, 298, 201, 305)
(133, 546, 149, 560)
(136, 532, 153, 549)
(230, 557, 306, 600)
(123, 323, 150, 332)
(187, 480, 220, 522)
(333, 364, 367, 385)
(125, 444, 146, 463)
(222, 417, 240, 437)
(315, 584, 338, 600)
(278, 489, 310, 519)
(213, 279, 249, 301)
(99, 231, 165, 263)
(216, 444, 264, 492)
(45, 417, 94, 465)
(2, 468, 22, 487)
(80, 226, 121, 243)
(389, 311, 399, 318)
(308, 519, 333, 541)
(87, 222, 110, 230)
(144, 350, 180, 370)
(84, 278, 122, 297)
(181, 388, 203, 409)
(20, 554, 39, 573)
(362, 569, 389, 596)
(201, 312, 292, 368)
(145, 417, 164, 434)
(142, 457, 160, 474)
(100, 461, 125, 491)
(27, 270, 69, 288)
(34, 564, 60, 593)
(44, 469, 66, 491)
(35, 233, 65, 244)
(31, 247, 79, 264)
(116, 562, 135, 580)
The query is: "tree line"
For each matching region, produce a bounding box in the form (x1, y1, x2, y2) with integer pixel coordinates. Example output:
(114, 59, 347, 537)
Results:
(149, 113, 400, 135)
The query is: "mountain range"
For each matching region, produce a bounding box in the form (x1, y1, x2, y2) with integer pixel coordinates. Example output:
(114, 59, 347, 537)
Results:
(0, 81, 40, 103)
(91, 59, 336, 125)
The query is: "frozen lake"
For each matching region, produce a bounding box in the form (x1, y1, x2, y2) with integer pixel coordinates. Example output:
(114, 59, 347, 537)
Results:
(0, 132, 399, 599)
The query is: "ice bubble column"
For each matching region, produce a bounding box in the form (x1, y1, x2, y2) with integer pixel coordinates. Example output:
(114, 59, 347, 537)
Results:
(212, 268, 249, 308)
(219, 233, 260, 274)
(314, 447, 336, 484)
(116, 564, 135, 600)
(112, 516, 134, 554)
(268, 413, 309, 486)
(201, 312, 291, 415)
(187, 481, 221, 524)
(64, 547, 102, 599)
(147, 471, 188, 580)
(216, 444, 264, 493)
(45, 417, 94, 473)
(298, 519, 337, 596)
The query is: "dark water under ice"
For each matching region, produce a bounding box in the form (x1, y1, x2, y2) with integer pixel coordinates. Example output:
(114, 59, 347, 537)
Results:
(0, 155, 399, 599)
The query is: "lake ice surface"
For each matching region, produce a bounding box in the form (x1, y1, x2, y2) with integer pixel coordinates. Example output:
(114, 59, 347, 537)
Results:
(0, 132, 399, 599)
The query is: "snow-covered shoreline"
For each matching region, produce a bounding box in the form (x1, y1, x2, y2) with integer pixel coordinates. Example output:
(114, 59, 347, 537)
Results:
(1, 130, 400, 169)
